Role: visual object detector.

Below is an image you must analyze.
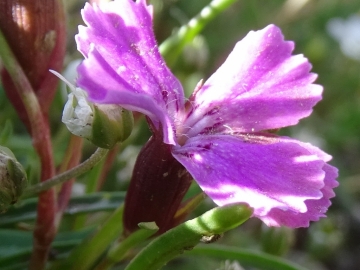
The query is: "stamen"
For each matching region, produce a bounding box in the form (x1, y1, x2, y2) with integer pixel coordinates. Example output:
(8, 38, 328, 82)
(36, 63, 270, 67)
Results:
(49, 69, 76, 92)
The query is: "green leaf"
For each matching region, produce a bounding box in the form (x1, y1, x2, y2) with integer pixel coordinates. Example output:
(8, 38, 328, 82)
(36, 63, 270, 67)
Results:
(57, 204, 124, 270)
(0, 120, 13, 145)
(0, 192, 126, 227)
(96, 222, 159, 270)
(125, 203, 253, 270)
(0, 228, 93, 268)
(0, 230, 32, 263)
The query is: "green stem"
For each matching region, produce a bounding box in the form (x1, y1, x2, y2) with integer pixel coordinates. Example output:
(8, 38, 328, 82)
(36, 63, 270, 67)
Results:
(95, 222, 159, 270)
(125, 203, 253, 270)
(23, 148, 109, 197)
(159, 0, 238, 67)
(187, 245, 308, 270)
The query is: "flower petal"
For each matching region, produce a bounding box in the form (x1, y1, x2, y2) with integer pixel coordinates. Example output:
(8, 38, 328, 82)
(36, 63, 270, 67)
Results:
(183, 25, 322, 138)
(261, 164, 338, 227)
(75, 0, 184, 144)
(172, 133, 337, 227)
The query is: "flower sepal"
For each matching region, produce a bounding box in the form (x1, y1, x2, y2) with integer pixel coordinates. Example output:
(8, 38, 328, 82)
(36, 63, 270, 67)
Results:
(123, 133, 193, 235)
(92, 104, 134, 148)
(0, 146, 27, 213)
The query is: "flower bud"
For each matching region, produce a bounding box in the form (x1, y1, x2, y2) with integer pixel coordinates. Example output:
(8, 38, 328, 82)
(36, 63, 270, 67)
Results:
(0, 146, 27, 213)
(62, 87, 133, 149)
(0, 0, 66, 128)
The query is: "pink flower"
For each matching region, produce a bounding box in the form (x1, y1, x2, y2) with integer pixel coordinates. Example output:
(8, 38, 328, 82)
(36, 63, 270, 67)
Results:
(76, 0, 338, 228)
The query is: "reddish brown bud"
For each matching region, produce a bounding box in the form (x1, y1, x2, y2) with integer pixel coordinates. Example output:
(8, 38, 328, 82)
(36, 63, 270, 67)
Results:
(123, 132, 193, 235)
(0, 0, 66, 128)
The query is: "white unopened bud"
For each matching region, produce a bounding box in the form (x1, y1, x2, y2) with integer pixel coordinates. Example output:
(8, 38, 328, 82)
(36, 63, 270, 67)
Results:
(52, 70, 133, 149)
(62, 87, 94, 138)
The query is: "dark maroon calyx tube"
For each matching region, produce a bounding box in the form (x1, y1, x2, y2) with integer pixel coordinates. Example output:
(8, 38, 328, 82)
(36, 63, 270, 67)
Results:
(123, 131, 193, 235)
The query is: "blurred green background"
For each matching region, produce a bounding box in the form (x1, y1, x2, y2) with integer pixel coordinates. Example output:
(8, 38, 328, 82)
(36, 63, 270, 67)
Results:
(1, 0, 360, 269)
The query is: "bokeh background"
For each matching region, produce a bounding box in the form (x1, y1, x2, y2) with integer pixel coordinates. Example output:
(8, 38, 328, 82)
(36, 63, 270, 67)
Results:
(1, 0, 360, 269)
